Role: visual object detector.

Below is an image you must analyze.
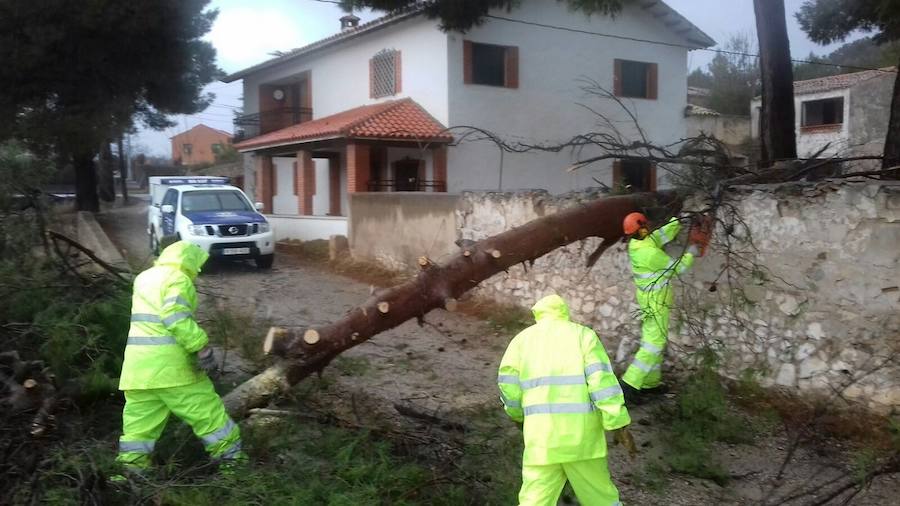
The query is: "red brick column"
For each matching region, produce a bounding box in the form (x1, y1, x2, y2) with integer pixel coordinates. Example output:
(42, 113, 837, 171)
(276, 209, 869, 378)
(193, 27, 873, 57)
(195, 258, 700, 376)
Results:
(346, 141, 371, 193)
(255, 155, 274, 213)
(433, 146, 448, 192)
(295, 150, 315, 215)
(328, 155, 342, 216)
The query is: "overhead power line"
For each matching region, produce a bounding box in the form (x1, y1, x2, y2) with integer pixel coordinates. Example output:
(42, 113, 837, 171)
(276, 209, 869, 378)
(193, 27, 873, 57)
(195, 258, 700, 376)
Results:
(485, 14, 897, 74)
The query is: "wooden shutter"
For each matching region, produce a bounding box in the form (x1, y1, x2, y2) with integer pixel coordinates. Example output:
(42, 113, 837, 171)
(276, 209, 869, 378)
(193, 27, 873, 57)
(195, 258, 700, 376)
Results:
(394, 50, 402, 94)
(292, 161, 298, 195)
(463, 40, 473, 84)
(613, 59, 623, 97)
(369, 58, 375, 99)
(505, 46, 519, 89)
(612, 160, 622, 189)
(647, 63, 658, 100)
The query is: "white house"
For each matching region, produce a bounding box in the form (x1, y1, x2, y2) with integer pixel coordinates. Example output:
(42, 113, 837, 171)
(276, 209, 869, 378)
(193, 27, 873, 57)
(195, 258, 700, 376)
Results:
(751, 68, 896, 173)
(222, 1, 714, 240)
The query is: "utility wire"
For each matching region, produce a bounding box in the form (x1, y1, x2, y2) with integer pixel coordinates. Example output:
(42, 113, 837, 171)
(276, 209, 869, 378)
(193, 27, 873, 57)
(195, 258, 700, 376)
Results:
(485, 14, 897, 74)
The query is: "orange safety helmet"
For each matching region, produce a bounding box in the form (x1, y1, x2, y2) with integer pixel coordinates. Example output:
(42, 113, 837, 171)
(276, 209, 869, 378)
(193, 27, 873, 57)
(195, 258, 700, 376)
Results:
(623, 212, 648, 235)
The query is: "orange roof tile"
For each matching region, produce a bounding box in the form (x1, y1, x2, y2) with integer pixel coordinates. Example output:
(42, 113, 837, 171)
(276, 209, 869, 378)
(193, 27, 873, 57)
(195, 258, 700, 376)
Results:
(235, 98, 452, 151)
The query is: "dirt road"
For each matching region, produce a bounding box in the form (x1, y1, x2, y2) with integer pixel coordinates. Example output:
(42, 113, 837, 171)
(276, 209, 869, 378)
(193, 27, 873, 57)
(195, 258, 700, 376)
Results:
(97, 199, 898, 505)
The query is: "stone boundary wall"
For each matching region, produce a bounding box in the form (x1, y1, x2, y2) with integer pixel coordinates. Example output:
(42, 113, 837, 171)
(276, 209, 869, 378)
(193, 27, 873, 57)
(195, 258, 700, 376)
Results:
(455, 182, 900, 414)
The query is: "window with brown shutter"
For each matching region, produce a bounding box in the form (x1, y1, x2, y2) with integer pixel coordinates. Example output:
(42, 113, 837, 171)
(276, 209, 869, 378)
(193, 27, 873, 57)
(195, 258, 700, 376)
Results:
(464, 40, 519, 89)
(370, 49, 401, 98)
(613, 59, 658, 100)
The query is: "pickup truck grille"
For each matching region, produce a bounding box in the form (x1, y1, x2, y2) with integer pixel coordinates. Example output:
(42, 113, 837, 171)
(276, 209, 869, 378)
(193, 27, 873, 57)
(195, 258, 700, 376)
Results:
(217, 224, 249, 237)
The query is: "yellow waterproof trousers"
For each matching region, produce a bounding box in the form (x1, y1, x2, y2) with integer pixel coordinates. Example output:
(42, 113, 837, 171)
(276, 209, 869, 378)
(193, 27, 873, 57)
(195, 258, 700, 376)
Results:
(621, 288, 671, 390)
(116, 377, 246, 470)
(519, 457, 621, 506)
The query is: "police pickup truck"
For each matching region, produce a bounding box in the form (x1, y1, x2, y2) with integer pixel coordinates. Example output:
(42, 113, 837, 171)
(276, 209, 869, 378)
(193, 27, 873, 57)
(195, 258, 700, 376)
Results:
(147, 176, 275, 268)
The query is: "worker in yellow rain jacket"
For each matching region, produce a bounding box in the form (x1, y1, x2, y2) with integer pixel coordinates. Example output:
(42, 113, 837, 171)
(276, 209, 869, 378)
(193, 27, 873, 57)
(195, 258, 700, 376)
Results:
(115, 241, 246, 475)
(499, 295, 634, 506)
(620, 213, 700, 400)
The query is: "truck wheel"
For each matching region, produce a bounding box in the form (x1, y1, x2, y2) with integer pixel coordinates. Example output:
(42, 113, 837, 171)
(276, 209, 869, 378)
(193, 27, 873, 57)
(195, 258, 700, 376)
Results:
(149, 230, 160, 256)
(255, 254, 274, 269)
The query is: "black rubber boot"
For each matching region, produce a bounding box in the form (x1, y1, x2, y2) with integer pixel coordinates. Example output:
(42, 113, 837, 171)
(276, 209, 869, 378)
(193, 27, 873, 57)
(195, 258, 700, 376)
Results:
(621, 383, 645, 406)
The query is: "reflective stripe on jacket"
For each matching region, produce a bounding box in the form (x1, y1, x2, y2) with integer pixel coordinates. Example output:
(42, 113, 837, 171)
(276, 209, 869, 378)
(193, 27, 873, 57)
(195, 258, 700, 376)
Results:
(629, 217, 694, 293)
(119, 242, 210, 390)
(498, 295, 631, 465)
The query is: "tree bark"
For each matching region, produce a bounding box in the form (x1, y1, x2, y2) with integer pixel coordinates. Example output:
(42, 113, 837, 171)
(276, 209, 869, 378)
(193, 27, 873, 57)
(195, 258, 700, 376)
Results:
(117, 135, 129, 202)
(222, 191, 680, 418)
(73, 151, 100, 212)
(98, 141, 115, 202)
(881, 56, 900, 179)
(754, 0, 797, 165)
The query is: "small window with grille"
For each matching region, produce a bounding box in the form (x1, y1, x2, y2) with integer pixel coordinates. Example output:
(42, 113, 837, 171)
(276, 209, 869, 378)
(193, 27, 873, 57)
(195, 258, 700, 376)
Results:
(370, 49, 401, 98)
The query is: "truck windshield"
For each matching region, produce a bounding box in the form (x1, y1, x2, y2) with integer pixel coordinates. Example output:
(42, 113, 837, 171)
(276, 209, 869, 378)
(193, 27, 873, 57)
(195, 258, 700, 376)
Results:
(182, 191, 252, 213)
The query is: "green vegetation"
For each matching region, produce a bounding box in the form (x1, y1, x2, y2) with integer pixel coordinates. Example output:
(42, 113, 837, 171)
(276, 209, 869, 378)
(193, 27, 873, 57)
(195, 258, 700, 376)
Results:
(203, 304, 270, 371)
(12, 377, 523, 505)
(653, 349, 753, 485)
(0, 260, 131, 400)
(334, 355, 372, 377)
(632, 461, 669, 495)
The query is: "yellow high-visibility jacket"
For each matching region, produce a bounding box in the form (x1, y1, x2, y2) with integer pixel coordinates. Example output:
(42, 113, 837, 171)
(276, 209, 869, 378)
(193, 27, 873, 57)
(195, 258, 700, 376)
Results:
(498, 295, 631, 465)
(119, 242, 210, 390)
(629, 217, 694, 304)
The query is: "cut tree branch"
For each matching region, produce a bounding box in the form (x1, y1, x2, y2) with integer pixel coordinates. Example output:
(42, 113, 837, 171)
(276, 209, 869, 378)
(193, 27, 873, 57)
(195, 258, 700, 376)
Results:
(223, 191, 680, 418)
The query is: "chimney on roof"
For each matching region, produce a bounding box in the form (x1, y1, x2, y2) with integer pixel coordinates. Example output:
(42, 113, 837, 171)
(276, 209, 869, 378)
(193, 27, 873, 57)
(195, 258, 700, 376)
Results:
(340, 13, 360, 32)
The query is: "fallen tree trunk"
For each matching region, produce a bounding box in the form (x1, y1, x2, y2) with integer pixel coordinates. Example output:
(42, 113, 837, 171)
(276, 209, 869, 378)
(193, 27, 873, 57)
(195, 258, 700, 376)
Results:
(223, 191, 679, 418)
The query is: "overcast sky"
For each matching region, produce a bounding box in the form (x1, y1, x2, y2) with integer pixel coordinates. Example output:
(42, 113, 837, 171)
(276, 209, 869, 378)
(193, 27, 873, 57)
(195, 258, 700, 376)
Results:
(135, 0, 863, 156)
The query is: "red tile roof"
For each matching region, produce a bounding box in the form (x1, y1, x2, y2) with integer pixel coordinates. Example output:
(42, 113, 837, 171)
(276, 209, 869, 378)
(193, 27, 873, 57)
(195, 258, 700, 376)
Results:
(793, 67, 896, 95)
(235, 99, 452, 151)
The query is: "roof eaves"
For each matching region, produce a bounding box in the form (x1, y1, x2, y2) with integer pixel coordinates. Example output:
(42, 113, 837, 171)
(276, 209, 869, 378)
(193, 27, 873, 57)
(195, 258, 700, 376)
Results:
(222, 6, 426, 83)
(235, 134, 344, 153)
(640, 0, 716, 49)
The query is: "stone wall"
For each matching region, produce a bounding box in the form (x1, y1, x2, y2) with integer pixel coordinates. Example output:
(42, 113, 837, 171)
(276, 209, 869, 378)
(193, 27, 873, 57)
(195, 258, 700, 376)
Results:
(455, 181, 900, 413)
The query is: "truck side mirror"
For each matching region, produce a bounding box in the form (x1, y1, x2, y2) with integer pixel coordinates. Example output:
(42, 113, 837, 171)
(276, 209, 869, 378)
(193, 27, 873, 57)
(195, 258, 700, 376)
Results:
(161, 204, 175, 214)
(254, 202, 264, 211)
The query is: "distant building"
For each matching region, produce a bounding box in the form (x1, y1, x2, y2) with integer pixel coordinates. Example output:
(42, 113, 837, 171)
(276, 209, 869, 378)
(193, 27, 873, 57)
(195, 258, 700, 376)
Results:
(685, 103, 752, 163)
(170, 124, 233, 166)
(687, 86, 711, 108)
(751, 68, 896, 173)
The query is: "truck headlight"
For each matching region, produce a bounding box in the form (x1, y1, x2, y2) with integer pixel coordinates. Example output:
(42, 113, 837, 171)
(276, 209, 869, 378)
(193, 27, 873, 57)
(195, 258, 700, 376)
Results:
(257, 222, 270, 233)
(188, 225, 209, 236)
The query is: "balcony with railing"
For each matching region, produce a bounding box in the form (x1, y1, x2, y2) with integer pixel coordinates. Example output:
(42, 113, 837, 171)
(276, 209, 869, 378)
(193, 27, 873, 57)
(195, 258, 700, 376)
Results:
(367, 179, 447, 192)
(233, 107, 313, 142)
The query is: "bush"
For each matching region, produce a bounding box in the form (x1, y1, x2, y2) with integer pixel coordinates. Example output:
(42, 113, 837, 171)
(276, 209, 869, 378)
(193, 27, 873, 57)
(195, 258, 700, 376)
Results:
(656, 348, 752, 485)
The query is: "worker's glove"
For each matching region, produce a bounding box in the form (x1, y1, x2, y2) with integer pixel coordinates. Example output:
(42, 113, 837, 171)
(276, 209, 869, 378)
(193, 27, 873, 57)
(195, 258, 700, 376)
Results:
(197, 347, 217, 374)
(614, 428, 638, 459)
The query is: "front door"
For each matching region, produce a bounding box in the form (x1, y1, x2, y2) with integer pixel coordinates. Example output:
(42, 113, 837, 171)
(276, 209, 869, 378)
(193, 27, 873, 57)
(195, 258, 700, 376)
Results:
(394, 159, 420, 191)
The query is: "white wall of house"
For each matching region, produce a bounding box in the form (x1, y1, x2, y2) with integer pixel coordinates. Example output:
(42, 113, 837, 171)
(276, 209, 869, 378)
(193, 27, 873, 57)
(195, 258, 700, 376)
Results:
(272, 156, 296, 215)
(242, 16, 450, 125)
(751, 89, 851, 159)
(269, 215, 348, 241)
(795, 90, 850, 158)
(446, 0, 692, 194)
(312, 159, 330, 216)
